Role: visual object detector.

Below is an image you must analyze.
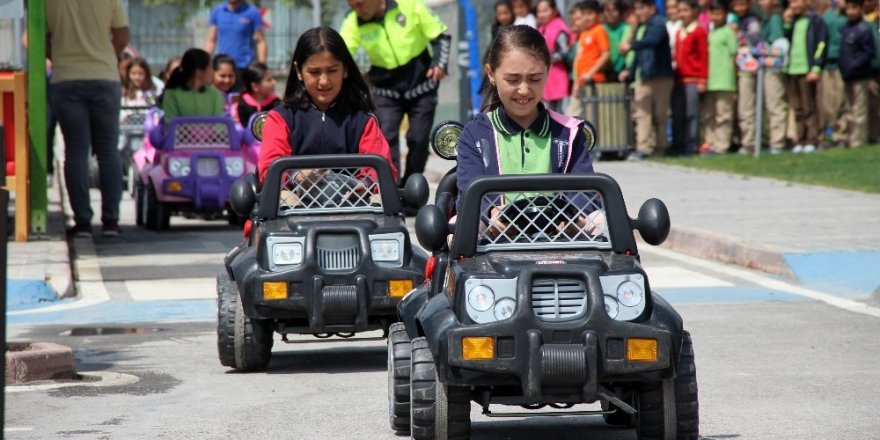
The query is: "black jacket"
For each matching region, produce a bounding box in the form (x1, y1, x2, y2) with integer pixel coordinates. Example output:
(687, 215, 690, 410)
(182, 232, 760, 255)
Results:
(839, 19, 877, 81)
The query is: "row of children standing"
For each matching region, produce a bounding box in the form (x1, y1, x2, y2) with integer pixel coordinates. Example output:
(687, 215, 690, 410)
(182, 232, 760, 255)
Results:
(495, 0, 880, 158)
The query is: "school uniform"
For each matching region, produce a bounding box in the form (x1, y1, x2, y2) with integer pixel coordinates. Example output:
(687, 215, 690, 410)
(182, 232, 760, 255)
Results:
(626, 14, 675, 155)
(704, 25, 738, 154)
(784, 12, 829, 148)
(839, 18, 877, 148)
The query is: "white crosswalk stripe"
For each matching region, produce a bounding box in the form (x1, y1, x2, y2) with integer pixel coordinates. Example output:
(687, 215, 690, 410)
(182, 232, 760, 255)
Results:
(118, 265, 731, 301)
(126, 278, 218, 301)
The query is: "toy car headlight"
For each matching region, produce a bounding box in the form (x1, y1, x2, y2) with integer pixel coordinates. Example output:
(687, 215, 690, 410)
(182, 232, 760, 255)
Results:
(168, 157, 191, 177)
(370, 239, 400, 262)
(604, 295, 620, 319)
(225, 157, 245, 177)
(272, 243, 303, 266)
(468, 285, 495, 312)
(617, 280, 644, 307)
(493, 297, 516, 320)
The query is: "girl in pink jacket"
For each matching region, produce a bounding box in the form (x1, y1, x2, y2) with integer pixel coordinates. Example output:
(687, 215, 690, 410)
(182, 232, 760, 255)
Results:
(536, 0, 573, 112)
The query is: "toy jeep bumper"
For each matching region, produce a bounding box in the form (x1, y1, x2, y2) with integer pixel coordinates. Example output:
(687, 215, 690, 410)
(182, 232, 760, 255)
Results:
(227, 226, 425, 334)
(444, 309, 672, 402)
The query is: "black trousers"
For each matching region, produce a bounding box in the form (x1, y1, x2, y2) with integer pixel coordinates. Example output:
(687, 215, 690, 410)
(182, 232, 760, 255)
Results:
(374, 92, 438, 184)
(671, 82, 700, 155)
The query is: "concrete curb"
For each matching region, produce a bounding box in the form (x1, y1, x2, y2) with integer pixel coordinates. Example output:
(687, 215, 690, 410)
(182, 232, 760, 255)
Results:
(5, 342, 77, 384)
(661, 225, 797, 280)
(53, 166, 77, 298)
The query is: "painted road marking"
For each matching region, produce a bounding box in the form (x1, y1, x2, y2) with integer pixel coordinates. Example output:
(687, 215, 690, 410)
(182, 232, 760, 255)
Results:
(643, 246, 880, 319)
(96, 252, 227, 268)
(126, 278, 216, 301)
(645, 266, 734, 289)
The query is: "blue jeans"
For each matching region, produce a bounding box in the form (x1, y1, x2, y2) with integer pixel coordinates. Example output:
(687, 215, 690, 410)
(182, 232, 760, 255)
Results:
(50, 80, 122, 225)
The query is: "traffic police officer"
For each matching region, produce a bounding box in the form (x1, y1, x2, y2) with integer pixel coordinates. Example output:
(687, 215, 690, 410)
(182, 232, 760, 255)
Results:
(340, 0, 451, 187)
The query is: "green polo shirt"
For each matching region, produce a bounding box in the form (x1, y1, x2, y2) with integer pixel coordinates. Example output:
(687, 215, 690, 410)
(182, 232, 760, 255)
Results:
(822, 9, 847, 68)
(489, 106, 552, 202)
(762, 13, 785, 44)
(160, 87, 225, 123)
(787, 17, 811, 75)
(708, 26, 738, 92)
(604, 22, 631, 75)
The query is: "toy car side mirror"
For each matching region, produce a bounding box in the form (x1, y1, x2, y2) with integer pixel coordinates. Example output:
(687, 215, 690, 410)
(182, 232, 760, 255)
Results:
(250, 111, 269, 142)
(402, 173, 429, 209)
(429, 120, 464, 160)
(230, 173, 259, 217)
(415, 205, 448, 253)
(583, 120, 598, 152)
(634, 198, 670, 246)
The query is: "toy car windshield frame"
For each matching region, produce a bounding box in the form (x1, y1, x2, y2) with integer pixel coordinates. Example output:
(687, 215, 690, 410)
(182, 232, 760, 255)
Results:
(258, 154, 401, 220)
(451, 173, 638, 257)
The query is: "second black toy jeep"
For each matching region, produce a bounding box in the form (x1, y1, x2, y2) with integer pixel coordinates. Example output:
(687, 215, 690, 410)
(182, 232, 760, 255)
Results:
(218, 150, 429, 371)
(387, 123, 699, 439)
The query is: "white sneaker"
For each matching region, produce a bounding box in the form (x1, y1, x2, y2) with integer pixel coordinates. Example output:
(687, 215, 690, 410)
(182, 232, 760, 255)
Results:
(769, 148, 782, 155)
(803, 144, 816, 153)
(792, 145, 804, 153)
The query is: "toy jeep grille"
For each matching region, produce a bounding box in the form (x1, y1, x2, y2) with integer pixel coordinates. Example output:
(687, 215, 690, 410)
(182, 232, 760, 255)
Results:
(531, 279, 588, 322)
(196, 157, 220, 176)
(316, 234, 360, 270)
(119, 110, 147, 133)
(173, 122, 232, 149)
(277, 167, 383, 215)
(476, 190, 611, 252)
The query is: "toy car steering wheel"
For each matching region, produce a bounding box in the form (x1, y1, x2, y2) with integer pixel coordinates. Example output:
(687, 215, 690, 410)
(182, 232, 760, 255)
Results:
(499, 195, 578, 238)
(298, 171, 364, 207)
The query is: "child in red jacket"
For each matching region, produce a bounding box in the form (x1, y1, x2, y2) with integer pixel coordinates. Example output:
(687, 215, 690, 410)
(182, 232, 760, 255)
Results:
(258, 27, 397, 183)
(671, 0, 708, 155)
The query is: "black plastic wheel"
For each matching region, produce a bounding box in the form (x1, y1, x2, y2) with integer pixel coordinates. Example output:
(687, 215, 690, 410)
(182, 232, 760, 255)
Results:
(387, 322, 412, 433)
(144, 182, 170, 231)
(134, 179, 145, 227)
(674, 331, 699, 439)
(636, 331, 700, 440)
(216, 272, 274, 371)
(409, 337, 470, 440)
(216, 272, 237, 368)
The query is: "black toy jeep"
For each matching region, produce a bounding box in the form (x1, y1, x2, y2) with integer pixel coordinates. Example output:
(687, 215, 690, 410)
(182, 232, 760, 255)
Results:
(387, 122, 699, 439)
(217, 117, 429, 371)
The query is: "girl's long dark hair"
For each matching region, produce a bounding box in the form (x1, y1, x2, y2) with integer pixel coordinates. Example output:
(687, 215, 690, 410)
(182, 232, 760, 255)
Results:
(283, 26, 374, 112)
(481, 25, 551, 112)
(242, 62, 270, 94)
(492, 0, 514, 39)
(123, 57, 156, 100)
(163, 48, 211, 92)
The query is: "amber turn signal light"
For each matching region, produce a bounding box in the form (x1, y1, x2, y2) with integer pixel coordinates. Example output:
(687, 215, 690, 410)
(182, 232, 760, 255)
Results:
(627, 338, 658, 362)
(262, 281, 288, 300)
(388, 280, 413, 298)
(462, 337, 494, 360)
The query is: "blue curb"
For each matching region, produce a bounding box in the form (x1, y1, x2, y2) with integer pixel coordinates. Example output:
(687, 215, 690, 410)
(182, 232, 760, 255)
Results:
(6, 280, 60, 311)
(784, 252, 880, 298)
(7, 299, 216, 326)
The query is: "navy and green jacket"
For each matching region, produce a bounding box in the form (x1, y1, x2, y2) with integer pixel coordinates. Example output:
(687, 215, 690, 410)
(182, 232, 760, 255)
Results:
(456, 104, 594, 210)
(626, 14, 674, 80)
(784, 12, 829, 74)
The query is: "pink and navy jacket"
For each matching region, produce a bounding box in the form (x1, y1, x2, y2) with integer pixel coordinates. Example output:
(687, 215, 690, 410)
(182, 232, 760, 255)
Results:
(258, 102, 397, 183)
(455, 104, 594, 210)
(539, 16, 573, 102)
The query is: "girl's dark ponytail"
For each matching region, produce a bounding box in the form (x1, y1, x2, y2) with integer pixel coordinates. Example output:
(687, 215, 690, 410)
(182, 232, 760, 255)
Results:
(160, 48, 212, 103)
